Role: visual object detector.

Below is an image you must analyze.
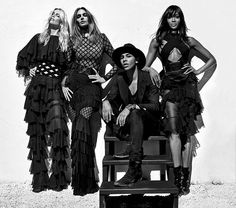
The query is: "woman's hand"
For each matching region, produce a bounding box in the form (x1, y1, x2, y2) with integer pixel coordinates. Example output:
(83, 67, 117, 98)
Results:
(61, 76, 73, 101)
(62, 86, 73, 101)
(143, 66, 161, 87)
(182, 64, 199, 75)
(102, 100, 113, 123)
(116, 108, 130, 127)
(88, 68, 106, 84)
(29, 67, 37, 77)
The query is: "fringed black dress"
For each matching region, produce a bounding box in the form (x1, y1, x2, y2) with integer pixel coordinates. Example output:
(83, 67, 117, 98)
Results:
(67, 33, 117, 196)
(159, 33, 204, 148)
(16, 34, 70, 192)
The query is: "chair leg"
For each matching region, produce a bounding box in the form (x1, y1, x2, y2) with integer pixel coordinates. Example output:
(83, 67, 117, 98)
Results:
(167, 166, 174, 183)
(103, 166, 108, 181)
(160, 164, 166, 180)
(173, 194, 178, 208)
(110, 165, 115, 181)
(99, 194, 106, 208)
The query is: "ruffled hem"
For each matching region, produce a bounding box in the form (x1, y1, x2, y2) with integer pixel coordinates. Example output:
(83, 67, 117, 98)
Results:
(190, 135, 200, 157)
(161, 74, 204, 147)
(31, 171, 49, 192)
(71, 114, 99, 196)
(194, 114, 205, 129)
(24, 75, 70, 191)
(16, 34, 39, 78)
(28, 135, 49, 192)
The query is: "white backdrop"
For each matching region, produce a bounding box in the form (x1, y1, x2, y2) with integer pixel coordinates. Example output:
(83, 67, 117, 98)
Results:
(0, 0, 235, 183)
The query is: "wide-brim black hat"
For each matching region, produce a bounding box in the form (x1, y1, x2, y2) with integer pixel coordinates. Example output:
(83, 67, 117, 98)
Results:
(112, 43, 146, 70)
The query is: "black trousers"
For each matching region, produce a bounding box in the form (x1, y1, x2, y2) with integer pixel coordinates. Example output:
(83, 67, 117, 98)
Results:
(106, 74, 160, 161)
(107, 109, 160, 161)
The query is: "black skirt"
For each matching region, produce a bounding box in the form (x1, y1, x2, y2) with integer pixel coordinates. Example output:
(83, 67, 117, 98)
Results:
(24, 75, 70, 192)
(67, 69, 101, 196)
(161, 72, 204, 146)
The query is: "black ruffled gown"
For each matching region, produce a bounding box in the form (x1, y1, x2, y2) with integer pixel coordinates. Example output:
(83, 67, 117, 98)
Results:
(16, 34, 70, 192)
(66, 33, 117, 196)
(159, 33, 204, 147)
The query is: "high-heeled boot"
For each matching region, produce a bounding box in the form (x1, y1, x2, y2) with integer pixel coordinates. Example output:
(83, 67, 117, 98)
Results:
(174, 166, 183, 196)
(182, 167, 190, 195)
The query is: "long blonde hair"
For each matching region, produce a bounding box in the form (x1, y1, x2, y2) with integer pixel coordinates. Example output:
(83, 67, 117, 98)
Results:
(71, 7, 101, 47)
(39, 8, 70, 51)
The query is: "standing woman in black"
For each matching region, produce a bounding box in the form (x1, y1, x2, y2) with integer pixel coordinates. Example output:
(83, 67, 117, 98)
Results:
(61, 7, 118, 196)
(16, 8, 71, 192)
(144, 5, 216, 195)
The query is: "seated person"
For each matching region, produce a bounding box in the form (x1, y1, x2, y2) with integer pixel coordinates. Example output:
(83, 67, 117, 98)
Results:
(102, 43, 160, 187)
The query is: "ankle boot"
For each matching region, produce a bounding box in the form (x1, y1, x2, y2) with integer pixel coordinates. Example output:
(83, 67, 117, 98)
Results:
(114, 160, 142, 187)
(174, 166, 183, 196)
(113, 143, 132, 159)
(182, 167, 190, 195)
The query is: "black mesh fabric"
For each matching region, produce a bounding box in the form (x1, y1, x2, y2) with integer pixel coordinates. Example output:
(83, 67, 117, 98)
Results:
(71, 33, 118, 80)
(80, 107, 93, 119)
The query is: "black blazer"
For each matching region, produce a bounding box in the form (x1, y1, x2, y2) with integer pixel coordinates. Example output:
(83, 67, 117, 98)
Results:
(106, 69, 160, 114)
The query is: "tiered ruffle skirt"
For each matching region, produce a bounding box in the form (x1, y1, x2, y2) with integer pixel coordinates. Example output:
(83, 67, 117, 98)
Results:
(24, 75, 70, 192)
(68, 71, 101, 196)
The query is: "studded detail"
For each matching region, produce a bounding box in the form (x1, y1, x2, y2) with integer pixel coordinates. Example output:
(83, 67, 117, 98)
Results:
(36, 62, 60, 77)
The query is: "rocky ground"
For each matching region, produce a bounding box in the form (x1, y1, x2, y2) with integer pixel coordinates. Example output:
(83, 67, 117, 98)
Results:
(0, 181, 236, 208)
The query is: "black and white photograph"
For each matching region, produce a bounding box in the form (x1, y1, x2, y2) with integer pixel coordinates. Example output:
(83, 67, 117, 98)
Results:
(0, 0, 235, 207)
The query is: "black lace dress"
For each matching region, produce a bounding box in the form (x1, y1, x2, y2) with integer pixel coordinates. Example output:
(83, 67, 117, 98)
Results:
(16, 34, 70, 192)
(159, 33, 204, 147)
(67, 33, 117, 196)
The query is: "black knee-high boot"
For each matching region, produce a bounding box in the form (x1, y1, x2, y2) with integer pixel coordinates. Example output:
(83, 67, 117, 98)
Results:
(174, 166, 183, 196)
(182, 167, 190, 195)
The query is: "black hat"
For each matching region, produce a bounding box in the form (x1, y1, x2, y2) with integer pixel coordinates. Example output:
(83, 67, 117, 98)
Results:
(112, 43, 146, 70)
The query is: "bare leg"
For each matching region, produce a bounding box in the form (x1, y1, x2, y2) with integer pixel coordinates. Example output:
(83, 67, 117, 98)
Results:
(165, 101, 182, 167)
(165, 101, 183, 195)
(182, 141, 191, 168)
(169, 133, 182, 167)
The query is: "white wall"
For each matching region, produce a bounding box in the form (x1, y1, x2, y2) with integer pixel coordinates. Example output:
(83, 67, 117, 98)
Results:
(0, 0, 235, 183)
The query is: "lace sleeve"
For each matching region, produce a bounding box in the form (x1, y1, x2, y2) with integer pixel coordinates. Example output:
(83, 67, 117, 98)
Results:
(101, 33, 118, 80)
